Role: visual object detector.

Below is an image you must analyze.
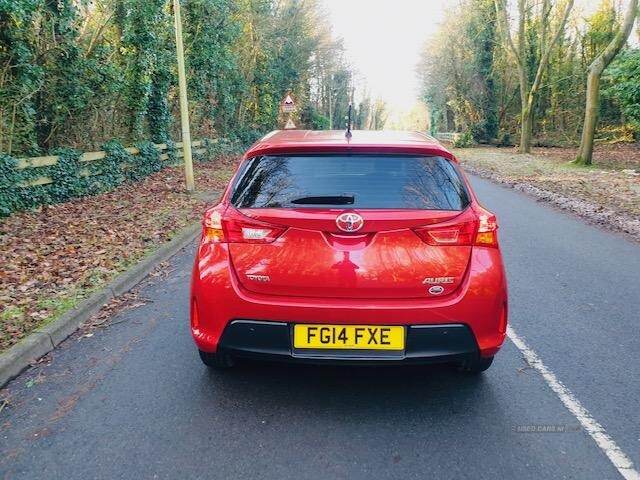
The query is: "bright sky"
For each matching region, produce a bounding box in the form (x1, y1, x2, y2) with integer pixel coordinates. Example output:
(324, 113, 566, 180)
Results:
(324, 0, 455, 113)
(323, 0, 632, 118)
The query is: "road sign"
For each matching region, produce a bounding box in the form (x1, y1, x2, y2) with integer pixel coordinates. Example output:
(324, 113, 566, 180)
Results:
(284, 118, 297, 129)
(281, 93, 296, 113)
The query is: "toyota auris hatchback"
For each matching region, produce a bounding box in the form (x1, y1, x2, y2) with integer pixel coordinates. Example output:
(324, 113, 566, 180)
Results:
(190, 130, 508, 373)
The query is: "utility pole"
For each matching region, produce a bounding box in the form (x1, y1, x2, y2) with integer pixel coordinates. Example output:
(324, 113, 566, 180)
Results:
(173, 0, 195, 192)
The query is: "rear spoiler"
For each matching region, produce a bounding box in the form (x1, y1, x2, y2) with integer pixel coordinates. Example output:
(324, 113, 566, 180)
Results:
(243, 144, 459, 163)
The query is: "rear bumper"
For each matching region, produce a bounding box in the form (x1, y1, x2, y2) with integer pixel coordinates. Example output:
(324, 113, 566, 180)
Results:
(191, 243, 508, 358)
(217, 320, 479, 365)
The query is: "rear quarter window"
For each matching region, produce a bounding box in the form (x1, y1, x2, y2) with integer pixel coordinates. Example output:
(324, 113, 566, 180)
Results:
(231, 154, 470, 210)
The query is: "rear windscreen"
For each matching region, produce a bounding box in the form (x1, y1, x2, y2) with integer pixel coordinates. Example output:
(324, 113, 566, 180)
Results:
(231, 155, 470, 210)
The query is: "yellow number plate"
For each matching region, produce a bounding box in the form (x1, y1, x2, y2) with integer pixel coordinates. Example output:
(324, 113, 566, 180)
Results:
(293, 325, 405, 351)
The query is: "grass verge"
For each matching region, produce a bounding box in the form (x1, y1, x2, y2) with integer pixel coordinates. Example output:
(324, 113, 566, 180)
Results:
(453, 145, 640, 240)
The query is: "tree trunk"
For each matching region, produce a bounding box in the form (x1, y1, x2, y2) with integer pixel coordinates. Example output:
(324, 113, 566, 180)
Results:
(575, 0, 638, 166)
(495, 0, 574, 155)
(575, 70, 601, 165)
(520, 107, 533, 153)
(518, 68, 532, 153)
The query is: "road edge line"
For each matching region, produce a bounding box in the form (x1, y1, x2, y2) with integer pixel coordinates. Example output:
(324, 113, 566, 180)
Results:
(0, 222, 201, 389)
(507, 325, 639, 480)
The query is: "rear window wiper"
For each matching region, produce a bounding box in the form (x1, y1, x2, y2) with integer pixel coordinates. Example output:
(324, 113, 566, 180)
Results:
(288, 195, 355, 205)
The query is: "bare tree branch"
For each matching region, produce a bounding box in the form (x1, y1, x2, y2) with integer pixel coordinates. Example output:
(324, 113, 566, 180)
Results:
(494, 0, 520, 65)
(530, 0, 575, 100)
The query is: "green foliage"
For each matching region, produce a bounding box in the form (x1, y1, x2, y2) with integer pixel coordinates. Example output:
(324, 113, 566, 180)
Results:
(129, 142, 164, 181)
(0, 0, 366, 217)
(0, 140, 178, 216)
(185, 0, 243, 136)
(584, 0, 618, 62)
(34, 1, 93, 150)
(200, 137, 245, 162)
(48, 148, 87, 201)
(453, 131, 474, 148)
(582, 0, 621, 127)
(0, 154, 23, 216)
(115, 0, 175, 140)
(603, 49, 640, 137)
(418, 0, 498, 139)
(0, 0, 44, 155)
(95, 140, 128, 190)
(418, 0, 638, 146)
(148, 66, 174, 144)
(300, 105, 330, 130)
(465, 0, 498, 141)
(497, 131, 512, 147)
(1, 0, 356, 158)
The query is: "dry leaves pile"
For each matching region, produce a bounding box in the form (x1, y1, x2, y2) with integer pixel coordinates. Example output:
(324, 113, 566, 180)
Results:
(0, 157, 237, 351)
(453, 145, 640, 239)
(533, 143, 640, 171)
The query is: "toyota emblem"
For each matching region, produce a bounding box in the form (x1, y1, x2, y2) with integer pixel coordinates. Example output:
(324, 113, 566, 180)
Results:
(336, 212, 364, 233)
(428, 285, 445, 295)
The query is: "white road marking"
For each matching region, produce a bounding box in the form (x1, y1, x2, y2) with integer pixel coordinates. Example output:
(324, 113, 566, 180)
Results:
(507, 325, 639, 480)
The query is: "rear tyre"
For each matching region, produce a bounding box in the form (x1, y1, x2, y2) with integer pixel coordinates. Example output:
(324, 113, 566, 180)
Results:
(198, 349, 236, 370)
(459, 355, 494, 374)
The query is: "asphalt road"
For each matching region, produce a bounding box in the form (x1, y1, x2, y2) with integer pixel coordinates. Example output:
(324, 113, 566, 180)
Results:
(1, 176, 639, 480)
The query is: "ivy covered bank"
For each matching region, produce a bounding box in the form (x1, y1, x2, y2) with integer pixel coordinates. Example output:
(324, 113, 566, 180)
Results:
(0, 0, 377, 215)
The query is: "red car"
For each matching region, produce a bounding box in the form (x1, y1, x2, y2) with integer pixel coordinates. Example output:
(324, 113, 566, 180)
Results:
(190, 130, 508, 373)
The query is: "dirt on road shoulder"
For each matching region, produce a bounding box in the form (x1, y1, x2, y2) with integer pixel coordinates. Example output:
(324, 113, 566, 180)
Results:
(452, 145, 640, 242)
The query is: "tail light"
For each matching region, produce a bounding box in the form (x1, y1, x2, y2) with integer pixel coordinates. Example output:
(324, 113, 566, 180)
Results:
(203, 205, 286, 244)
(414, 206, 498, 247)
(474, 206, 498, 246)
(414, 219, 477, 245)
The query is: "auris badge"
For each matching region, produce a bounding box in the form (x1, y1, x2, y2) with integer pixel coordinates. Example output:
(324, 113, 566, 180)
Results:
(423, 277, 455, 285)
(336, 212, 364, 233)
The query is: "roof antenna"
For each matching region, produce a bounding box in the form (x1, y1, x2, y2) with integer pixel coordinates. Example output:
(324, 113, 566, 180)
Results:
(345, 102, 352, 139)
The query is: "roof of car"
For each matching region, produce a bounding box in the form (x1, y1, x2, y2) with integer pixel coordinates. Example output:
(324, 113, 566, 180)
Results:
(243, 130, 457, 162)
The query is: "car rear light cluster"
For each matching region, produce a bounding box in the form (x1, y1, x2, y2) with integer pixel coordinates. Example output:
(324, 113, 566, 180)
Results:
(203, 205, 286, 244)
(414, 206, 498, 247)
(474, 208, 499, 246)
